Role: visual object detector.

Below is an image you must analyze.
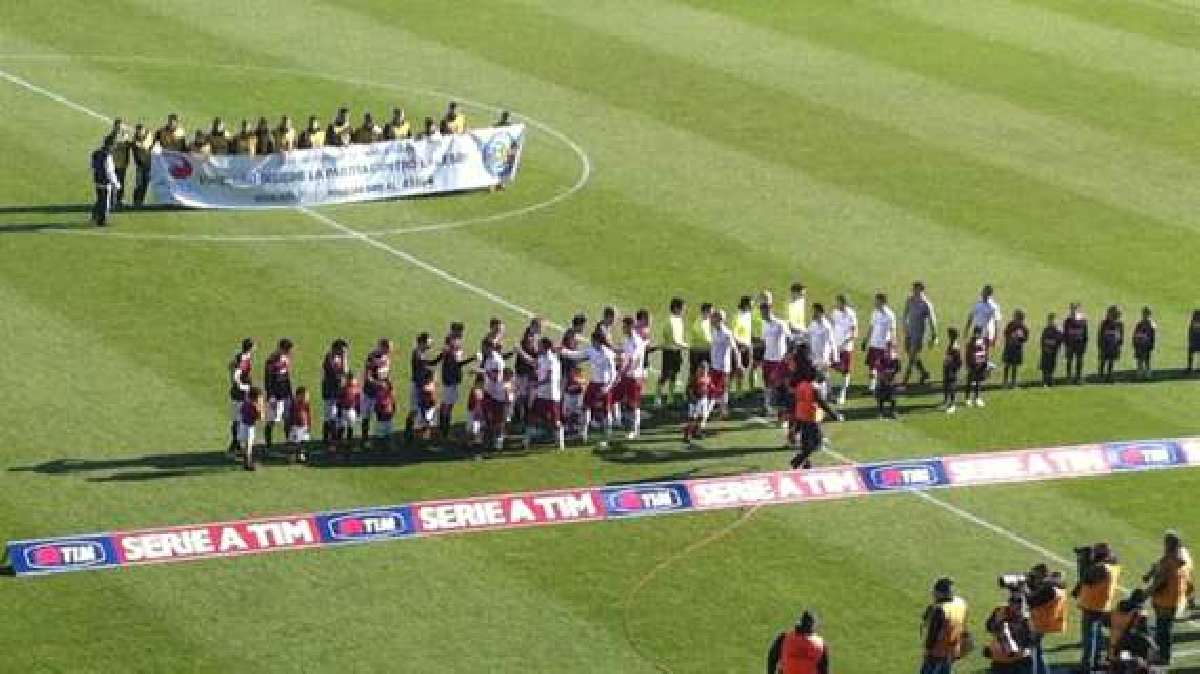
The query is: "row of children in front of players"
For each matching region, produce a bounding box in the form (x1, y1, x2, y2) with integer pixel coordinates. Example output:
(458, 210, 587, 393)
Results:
(222, 282, 1200, 470)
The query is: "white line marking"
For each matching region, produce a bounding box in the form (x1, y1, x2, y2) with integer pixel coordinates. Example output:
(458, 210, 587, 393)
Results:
(0, 65, 566, 326)
(0, 54, 592, 241)
(0, 67, 110, 122)
(822, 447, 1073, 566)
(300, 207, 562, 328)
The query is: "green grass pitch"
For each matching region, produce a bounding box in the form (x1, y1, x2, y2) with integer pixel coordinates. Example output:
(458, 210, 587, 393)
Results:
(2, 1, 1199, 671)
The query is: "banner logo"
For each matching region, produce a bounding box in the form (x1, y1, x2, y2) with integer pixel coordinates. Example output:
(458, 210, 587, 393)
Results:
(602, 484, 691, 517)
(319, 508, 413, 542)
(1105, 441, 1183, 470)
(482, 130, 518, 178)
(166, 155, 193, 179)
(860, 460, 946, 491)
(20, 540, 111, 572)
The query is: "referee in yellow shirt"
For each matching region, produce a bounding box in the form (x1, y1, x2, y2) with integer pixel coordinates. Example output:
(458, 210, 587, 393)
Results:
(689, 302, 713, 379)
(655, 297, 689, 406)
(788, 282, 807, 336)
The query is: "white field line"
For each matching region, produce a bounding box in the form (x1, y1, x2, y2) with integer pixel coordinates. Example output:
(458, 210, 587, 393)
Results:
(824, 444, 1075, 566)
(0, 66, 561, 328)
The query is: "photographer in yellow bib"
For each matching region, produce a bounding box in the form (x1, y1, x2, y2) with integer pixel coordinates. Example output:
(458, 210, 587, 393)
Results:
(1072, 542, 1121, 672)
(920, 577, 970, 674)
(1143, 530, 1193, 665)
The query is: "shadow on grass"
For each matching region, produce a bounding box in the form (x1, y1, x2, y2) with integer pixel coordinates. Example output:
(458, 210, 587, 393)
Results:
(0, 203, 94, 215)
(9, 451, 240, 481)
(0, 222, 94, 234)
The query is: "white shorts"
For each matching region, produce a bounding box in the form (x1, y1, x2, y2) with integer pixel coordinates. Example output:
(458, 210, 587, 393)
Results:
(415, 406, 436, 428)
(442, 384, 460, 406)
(688, 398, 712, 419)
(338, 407, 359, 429)
(237, 423, 256, 448)
(288, 426, 311, 443)
(266, 398, 288, 423)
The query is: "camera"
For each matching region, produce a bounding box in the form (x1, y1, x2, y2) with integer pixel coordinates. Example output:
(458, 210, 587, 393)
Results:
(997, 573, 1029, 592)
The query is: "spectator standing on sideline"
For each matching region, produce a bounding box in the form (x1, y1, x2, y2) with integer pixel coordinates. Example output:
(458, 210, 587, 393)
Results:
(1062, 303, 1088, 384)
(104, 118, 132, 207)
(901, 281, 938, 386)
(964, 285, 1002, 367)
(89, 135, 120, 227)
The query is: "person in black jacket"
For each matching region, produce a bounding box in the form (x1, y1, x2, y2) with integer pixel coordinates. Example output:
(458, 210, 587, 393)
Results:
(89, 136, 120, 227)
(1062, 303, 1088, 384)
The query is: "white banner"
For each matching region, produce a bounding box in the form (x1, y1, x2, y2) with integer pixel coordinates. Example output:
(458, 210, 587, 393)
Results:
(149, 124, 526, 209)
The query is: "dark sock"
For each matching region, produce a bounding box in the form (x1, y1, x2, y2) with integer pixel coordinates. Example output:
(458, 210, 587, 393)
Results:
(265, 423, 273, 447)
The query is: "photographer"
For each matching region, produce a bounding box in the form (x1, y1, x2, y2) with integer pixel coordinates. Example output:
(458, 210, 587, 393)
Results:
(1145, 531, 1193, 665)
(1073, 543, 1122, 673)
(983, 593, 1032, 673)
(1025, 565, 1067, 674)
(1109, 589, 1156, 673)
(920, 577, 970, 674)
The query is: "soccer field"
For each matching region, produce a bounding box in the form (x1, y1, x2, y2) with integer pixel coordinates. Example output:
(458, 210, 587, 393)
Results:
(2, 1, 1200, 672)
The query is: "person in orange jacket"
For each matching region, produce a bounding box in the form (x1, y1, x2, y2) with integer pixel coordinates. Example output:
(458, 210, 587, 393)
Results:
(767, 610, 828, 674)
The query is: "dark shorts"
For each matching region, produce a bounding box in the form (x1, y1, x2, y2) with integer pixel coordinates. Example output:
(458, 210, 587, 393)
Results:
(1002, 346, 1023, 366)
(1065, 342, 1087, 357)
(797, 421, 821, 453)
(617, 376, 644, 409)
(660, 349, 682, 380)
(1134, 346, 1152, 360)
(737, 344, 752, 368)
(532, 398, 561, 426)
(752, 341, 765, 363)
(1039, 353, 1056, 372)
(942, 366, 959, 383)
(1190, 338, 1200, 353)
(866, 347, 886, 370)
(688, 348, 710, 373)
(969, 364, 988, 381)
(1101, 345, 1120, 360)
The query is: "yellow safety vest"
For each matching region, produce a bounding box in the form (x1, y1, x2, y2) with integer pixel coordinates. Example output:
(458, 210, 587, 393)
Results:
(1078, 563, 1122, 612)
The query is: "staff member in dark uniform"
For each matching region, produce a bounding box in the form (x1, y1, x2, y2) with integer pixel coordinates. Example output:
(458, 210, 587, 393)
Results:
(1062, 303, 1088, 385)
(89, 136, 120, 227)
(1098, 305, 1124, 383)
(105, 118, 132, 207)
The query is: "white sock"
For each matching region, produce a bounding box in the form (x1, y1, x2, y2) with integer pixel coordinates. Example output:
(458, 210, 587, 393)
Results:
(839, 376, 850, 400)
(612, 405, 623, 427)
(556, 427, 565, 449)
(581, 409, 591, 442)
(632, 409, 641, 435)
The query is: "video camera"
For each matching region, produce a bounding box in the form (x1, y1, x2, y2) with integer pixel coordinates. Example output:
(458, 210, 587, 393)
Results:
(997, 573, 1029, 593)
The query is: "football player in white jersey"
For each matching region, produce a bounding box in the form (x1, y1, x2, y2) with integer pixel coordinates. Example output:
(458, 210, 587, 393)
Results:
(524, 337, 565, 450)
(563, 330, 617, 445)
(807, 303, 836, 397)
(758, 300, 791, 417)
(829, 294, 858, 405)
(481, 339, 508, 451)
(617, 315, 651, 439)
(709, 309, 742, 419)
(863, 293, 896, 394)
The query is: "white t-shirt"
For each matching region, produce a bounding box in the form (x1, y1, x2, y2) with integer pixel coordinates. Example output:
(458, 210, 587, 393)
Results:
(868, 306, 897, 349)
(483, 351, 506, 401)
(971, 298, 1002, 341)
(762, 317, 790, 362)
(622, 331, 648, 379)
(710, 324, 735, 373)
(831, 307, 858, 352)
(536, 351, 562, 401)
(808, 317, 836, 366)
(587, 345, 617, 386)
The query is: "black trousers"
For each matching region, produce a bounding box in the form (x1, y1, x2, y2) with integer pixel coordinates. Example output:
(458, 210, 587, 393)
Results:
(114, 164, 128, 205)
(91, 184, 112, 225)
(133, 164, 151, 206)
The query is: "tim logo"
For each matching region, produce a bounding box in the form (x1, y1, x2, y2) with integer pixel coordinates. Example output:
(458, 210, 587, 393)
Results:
(481, 131, 519, 178)
(603, 484, 691, 517)
(323, 510, 410, 541)
(166, 155, 193, 179)
(862, 462, 945, 491)
(1105, 442, 1182, 471)
(22, 540, 108, 571)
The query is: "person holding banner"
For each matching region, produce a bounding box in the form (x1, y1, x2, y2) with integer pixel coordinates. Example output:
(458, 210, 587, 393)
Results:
(208, 117, 231, 154)
(254, 116, 274, 154)
(104, 118, 132, 207)
(153, 113, 187, 151)
(383, 108, 411, 140)
(326, 107, 352, 147)
(231, 119, 257, 156)
(130, 123, 154, 207)
(352, 112, 382, 144)
(273, 115, 296, 152)
(444, 101, 466, 134)
(189, 130, 211, 156)
(89, 135, 120, 227)
(297, 116, 325, 149)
